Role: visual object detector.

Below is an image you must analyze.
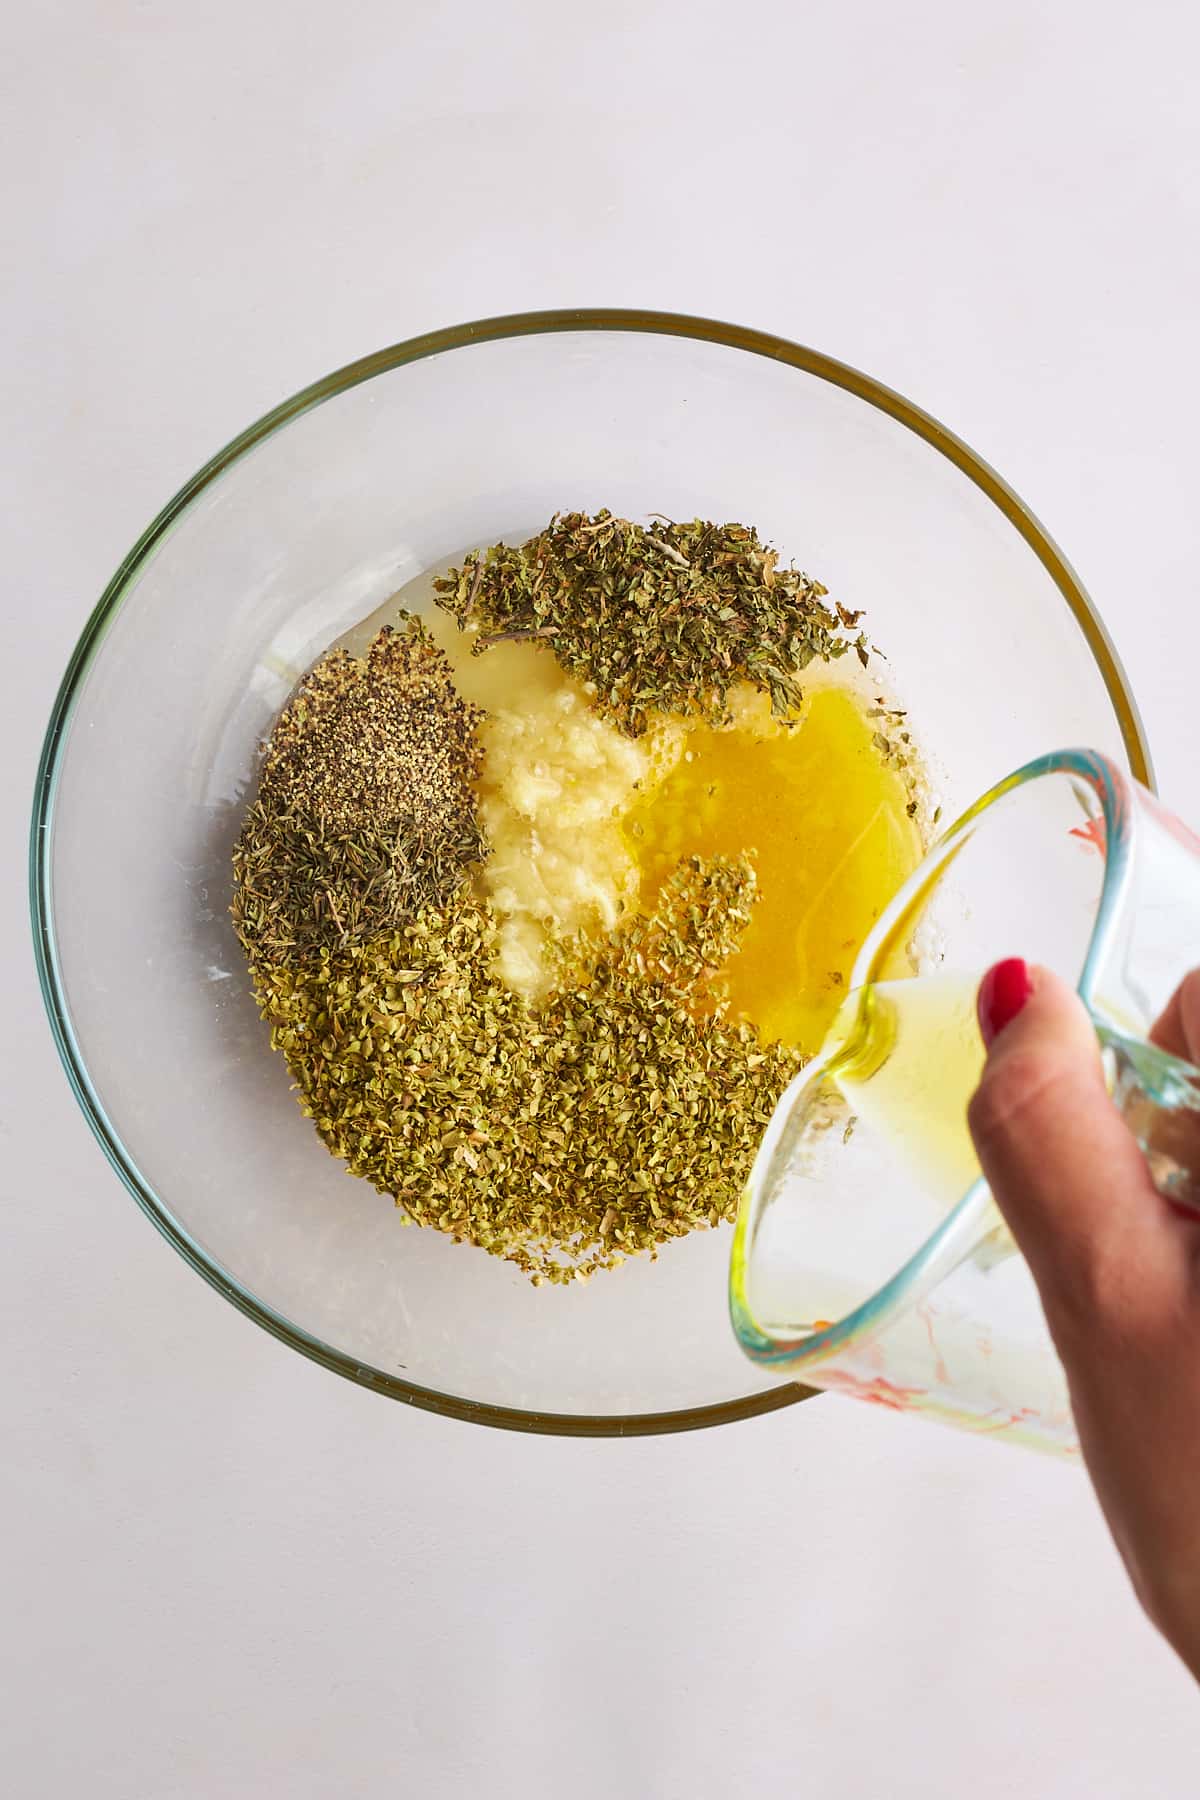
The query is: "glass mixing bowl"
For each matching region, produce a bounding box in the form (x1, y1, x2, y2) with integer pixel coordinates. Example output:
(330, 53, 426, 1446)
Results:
(31, 310, 1150, 1434)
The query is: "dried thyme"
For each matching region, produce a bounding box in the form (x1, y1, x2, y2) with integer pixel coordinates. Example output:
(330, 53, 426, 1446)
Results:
(253, 856, 803, 1284)
(434, 510, 869, 737)
(232, 618, 486, 966)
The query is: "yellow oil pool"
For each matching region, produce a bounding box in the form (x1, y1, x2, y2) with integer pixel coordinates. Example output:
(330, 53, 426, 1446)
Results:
(625, 686, 923, 1053)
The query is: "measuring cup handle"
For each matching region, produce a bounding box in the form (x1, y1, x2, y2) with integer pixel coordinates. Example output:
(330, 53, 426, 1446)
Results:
(1099, 1023, 1200, 1214)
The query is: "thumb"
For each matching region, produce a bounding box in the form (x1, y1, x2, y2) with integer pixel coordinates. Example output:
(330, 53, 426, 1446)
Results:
(967, 962, 1167, 1333)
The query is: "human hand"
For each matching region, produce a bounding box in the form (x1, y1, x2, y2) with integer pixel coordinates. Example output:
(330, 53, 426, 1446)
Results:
(967, 961, 1200, 1682)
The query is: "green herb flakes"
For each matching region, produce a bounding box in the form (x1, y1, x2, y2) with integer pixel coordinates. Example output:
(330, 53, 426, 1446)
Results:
(252, 857, 802, 1284)
(434, 510, 868, 737)
(232, 618, 486, 966)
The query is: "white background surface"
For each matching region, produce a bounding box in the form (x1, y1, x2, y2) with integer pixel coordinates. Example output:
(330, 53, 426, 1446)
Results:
(5, 3, 1200, 1794)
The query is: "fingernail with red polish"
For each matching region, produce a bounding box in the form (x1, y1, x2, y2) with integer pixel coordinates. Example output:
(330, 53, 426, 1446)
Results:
(977, 958, 1033, 1049)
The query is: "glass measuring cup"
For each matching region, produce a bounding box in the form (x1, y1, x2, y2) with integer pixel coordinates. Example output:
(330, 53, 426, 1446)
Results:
(729, 748, 1200, 1454)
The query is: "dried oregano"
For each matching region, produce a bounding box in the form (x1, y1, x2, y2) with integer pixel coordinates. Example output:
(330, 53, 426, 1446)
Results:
(253, 857, 803, 1284)
(434, 510, 868, 737)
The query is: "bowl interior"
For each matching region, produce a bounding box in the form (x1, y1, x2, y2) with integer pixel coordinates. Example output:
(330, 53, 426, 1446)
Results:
(36, 316, 1146, 1428)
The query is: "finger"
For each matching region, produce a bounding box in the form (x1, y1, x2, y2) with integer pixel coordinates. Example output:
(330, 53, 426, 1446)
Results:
(1149, 969, 1200, 1065)
(967, 964, 1175, 1333)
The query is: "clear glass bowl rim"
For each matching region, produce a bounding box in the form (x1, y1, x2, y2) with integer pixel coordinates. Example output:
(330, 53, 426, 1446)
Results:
(29, 307, 1154, 1436)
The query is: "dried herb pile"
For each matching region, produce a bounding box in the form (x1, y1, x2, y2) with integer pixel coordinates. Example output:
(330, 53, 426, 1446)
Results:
(255, 857, 802, 1283)
(233, 620, 485, 966)
(435, 510, 868, 737)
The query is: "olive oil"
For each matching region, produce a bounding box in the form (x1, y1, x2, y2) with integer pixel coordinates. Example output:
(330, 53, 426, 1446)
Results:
(822, 972, 986, 1203)
(626, 685, 923, 1052)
